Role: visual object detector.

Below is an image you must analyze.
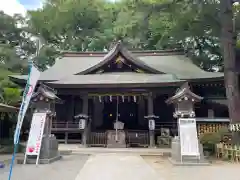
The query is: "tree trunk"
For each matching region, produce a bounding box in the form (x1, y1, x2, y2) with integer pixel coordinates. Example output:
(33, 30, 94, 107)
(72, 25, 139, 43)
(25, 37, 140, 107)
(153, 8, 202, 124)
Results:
(221, 0, 240, 144)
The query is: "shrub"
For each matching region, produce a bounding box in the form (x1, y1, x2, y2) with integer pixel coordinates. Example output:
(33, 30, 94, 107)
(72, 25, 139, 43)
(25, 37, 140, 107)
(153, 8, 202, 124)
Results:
(199, 127, 231, 155)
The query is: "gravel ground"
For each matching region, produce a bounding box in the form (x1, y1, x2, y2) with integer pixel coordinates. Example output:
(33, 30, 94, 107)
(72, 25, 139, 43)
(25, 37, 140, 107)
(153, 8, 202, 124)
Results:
(143, 156, 240, 180)
(0, 155, 88, 180)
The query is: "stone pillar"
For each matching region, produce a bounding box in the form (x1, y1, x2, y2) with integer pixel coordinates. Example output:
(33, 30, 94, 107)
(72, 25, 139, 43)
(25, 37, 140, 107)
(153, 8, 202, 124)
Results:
(145, 93, 156, 148)
(82, 95, 89, 147)
(138, 97, 145, 126)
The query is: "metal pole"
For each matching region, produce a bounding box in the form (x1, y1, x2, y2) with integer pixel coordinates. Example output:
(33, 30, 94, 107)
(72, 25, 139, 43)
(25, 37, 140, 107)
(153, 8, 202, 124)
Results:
(115, 96, 119, 141)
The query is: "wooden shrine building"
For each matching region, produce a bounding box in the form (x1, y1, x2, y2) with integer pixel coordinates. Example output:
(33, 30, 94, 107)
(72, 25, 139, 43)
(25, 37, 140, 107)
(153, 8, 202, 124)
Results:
(10, 42, 229, 148)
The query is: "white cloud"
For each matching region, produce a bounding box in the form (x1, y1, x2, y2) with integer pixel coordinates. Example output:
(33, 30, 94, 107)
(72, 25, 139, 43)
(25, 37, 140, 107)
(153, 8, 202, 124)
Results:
(24, 1, 43, 10)
(0, 0, 26, 16)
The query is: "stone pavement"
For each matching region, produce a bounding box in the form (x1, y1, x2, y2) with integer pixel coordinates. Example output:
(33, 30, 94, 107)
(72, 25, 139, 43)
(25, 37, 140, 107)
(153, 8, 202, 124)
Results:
(75, 153, 163, 180)
(1, 153, 240, 180)
(0, 154, 163, 180)
(144, 156, 240, 180)
(0, 155, 88, 180)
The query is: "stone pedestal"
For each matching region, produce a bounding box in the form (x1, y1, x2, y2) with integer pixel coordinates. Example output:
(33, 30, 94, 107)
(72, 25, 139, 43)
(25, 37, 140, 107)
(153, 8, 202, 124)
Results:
(39, 135, 61, 162)
(168, 136, 209, 166)
(107, 130, 126, 148)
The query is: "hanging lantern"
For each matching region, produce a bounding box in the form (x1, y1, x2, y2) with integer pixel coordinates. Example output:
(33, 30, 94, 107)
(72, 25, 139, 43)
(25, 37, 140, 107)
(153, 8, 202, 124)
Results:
(99, 96, 102, 103)
(134, 96, 137, 102)
(110, 95, 112, 102)
(122, 95, 124, 102)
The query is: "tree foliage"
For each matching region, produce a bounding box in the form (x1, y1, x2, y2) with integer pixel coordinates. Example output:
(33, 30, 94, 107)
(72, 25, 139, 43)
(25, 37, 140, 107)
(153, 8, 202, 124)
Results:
(0, 0, 240, 104)
(24, 0, 239, 71)
(0, 11, 34, 105)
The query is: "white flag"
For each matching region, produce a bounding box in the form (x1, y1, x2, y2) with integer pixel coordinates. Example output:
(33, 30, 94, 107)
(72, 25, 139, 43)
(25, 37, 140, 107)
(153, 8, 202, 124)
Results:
(14, 64, 40, 144)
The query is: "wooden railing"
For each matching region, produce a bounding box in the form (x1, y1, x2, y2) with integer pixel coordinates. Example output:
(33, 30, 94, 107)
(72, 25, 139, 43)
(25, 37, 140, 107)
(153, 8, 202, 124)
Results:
(88, 131, 107, 147)
(216, 143, 240, 162)
(51, 121, 80, 131)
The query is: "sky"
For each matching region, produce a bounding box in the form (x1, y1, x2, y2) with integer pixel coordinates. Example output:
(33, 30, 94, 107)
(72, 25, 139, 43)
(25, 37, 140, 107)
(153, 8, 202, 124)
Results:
(0, 0, 42, 16)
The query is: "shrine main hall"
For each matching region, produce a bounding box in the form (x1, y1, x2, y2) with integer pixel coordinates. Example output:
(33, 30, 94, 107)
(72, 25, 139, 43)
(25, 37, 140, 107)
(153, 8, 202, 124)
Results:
(10, 42, 229, 148)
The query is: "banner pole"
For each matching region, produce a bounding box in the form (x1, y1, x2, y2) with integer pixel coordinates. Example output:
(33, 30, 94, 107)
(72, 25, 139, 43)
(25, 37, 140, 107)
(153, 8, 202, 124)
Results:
(8, 130, 20, 180)
(8, 60, 40, 180)
(23, 151, 27, 164)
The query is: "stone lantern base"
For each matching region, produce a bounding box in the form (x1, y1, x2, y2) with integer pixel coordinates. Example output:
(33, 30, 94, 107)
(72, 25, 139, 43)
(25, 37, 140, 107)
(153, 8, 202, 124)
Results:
(168, 136, 210, 166)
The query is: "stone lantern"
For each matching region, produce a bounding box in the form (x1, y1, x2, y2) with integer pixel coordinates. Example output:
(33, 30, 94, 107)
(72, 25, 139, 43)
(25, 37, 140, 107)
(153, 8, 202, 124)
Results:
(165, 82, 208, 165)
(30, 84, 62, 163)
(166, 82, 203, 118)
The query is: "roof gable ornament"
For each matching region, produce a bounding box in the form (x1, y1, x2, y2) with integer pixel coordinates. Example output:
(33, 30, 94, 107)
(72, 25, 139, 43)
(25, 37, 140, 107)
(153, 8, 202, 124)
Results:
(79, 41, 161, 75)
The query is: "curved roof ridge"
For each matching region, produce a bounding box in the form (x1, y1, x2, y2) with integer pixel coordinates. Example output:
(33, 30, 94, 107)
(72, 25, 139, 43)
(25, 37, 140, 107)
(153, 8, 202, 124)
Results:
(62, 49, 185, 57)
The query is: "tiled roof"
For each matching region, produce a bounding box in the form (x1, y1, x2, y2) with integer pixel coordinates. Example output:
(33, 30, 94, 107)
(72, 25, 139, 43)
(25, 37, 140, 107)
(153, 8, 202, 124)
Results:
(9, 42, 224, 85)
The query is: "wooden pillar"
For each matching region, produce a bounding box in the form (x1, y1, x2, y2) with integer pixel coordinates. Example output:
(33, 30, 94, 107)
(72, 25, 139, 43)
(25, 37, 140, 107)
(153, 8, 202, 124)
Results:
(93, 100, 103, 129)
(147, 93, 155, 147)
(70, 95, 74, 121)
(65, 122, 68, 144)
(138, 97, 145, 127)
(66, 96, 74, 144)
(82, 95, 89, 147)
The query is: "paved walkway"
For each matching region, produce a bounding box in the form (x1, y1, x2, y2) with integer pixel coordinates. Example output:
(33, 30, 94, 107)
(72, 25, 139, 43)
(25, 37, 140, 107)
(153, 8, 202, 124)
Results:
(1, 153, 240, 180)
(75, 153, 163, 180)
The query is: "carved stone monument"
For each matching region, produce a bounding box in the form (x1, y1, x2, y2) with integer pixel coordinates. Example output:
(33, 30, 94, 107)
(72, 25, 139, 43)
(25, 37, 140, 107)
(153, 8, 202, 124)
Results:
(23, 84, 62, 164)
(166, 82, 209, 165)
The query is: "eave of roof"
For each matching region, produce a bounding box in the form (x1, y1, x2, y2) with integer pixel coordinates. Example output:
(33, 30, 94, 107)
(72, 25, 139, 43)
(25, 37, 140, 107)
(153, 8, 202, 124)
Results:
(46, 73, 185, 88)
